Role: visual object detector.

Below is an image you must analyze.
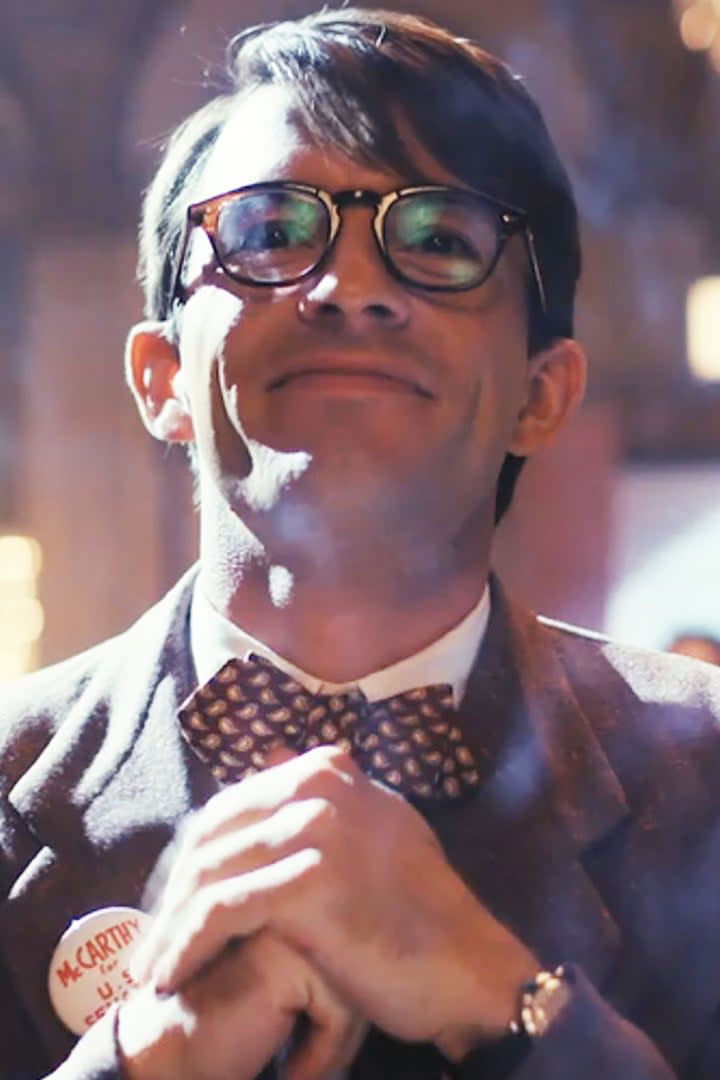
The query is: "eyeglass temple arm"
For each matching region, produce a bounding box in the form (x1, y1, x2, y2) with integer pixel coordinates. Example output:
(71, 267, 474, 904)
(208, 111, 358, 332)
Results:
(169, 207, 201, 308)
(524, 225, 548, 315)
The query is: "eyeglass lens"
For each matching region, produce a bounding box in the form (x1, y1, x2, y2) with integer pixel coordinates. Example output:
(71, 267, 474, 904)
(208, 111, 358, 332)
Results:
(384, 190, 499, 288)
(213, 188, 501, 288)
(216, 189, 328, 284)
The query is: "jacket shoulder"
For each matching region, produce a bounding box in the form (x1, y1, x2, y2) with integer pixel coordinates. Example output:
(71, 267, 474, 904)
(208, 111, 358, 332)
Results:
(0, 566, 198, 802)
(538, 615, 720, 810)
(540, 613, 720, 714)
(0, 636, 121, 795)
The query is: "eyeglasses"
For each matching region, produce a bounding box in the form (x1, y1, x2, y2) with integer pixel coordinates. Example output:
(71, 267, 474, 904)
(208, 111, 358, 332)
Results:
(171, 181, 547, 310)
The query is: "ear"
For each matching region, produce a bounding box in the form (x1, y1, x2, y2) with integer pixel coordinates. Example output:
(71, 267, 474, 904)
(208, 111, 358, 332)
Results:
(125, 321, 195, 443)
(508, 338, 587, 457)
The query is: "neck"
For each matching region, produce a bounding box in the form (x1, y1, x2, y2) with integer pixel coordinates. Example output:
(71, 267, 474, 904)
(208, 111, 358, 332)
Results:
(197, 494, 494, 682)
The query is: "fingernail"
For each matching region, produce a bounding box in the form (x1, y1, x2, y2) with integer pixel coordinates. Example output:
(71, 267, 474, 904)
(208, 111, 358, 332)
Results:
(149, 961, 164, 992)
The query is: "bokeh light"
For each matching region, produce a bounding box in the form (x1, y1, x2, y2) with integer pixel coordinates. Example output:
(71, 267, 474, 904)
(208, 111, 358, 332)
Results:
(674, 0, 720, 62)
(687, 277, 720, 380)
(0, 535, 44, 682)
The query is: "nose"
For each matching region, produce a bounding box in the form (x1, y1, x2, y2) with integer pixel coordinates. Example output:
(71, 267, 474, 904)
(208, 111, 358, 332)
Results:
(296, 213, 410, 333)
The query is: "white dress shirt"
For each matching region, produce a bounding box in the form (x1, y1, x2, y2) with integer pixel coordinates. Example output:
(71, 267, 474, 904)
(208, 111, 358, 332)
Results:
(190, 579, 490, 707)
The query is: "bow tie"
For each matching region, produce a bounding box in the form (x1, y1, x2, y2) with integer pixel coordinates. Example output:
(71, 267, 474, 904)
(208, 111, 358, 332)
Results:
(178, 654, 480, 800)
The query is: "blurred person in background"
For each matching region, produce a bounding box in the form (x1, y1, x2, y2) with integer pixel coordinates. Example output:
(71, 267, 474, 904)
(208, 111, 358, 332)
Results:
(1, 8, 720, 1079)
(667, 631, 720, 665)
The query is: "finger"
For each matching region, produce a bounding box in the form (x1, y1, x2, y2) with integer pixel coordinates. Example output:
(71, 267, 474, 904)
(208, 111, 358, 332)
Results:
(185, 745, 355, 848)
(281, 957, 368, 1080)
(238, 932, 365, 1079)
(132, 792, 275, 982)
(181, 935, 299, 1078)
(175, 797, 333, 901)
(134, 747, 356, 985)
(153, 846, 323, 992)
(133, 797, 332, 984)
(134, 748, 355, 984)
(287, 1010, 367, 1080)
(132, 760, 314, 983)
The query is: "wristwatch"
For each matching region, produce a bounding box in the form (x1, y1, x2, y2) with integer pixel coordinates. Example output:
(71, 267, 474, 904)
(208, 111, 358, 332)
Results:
(517, 965, 574, 1037)
(451, 965, 574, 1078)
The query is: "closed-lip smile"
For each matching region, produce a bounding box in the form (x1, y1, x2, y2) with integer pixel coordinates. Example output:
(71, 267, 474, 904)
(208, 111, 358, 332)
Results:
(267, 358, 434, 398)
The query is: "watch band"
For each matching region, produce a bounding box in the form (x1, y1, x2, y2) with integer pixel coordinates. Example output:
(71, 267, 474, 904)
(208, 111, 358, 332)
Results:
(519, 965, 573, 1037)
(451, 1025, 532, 1078)
(451, 964, 574, 1079)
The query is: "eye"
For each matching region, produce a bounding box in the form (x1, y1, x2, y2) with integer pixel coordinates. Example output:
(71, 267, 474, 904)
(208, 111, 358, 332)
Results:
(406, 228, 479, 259)
(227, 216, 317, 255)
(216, 192, 325, 263)
(232, 218, 308, 253)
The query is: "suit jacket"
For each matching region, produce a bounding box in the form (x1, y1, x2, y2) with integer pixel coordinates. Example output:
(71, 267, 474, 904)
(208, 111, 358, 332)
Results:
(1, 566, 720, 1079)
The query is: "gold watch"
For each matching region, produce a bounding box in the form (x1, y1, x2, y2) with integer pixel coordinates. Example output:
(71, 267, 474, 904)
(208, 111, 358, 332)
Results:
(514, 965, 573, 1038)
(451, 965, 574, 1078)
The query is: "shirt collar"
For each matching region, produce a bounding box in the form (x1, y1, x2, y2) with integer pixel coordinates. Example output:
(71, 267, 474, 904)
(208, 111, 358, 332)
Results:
(190, 580, 490, 708)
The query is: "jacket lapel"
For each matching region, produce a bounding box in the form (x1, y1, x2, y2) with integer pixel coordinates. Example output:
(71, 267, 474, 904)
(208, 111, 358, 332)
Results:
(427, 577, 628, 990)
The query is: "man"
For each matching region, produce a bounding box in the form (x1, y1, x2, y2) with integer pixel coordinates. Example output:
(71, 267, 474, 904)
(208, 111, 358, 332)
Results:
(1, 8, 719, 1079)
(667, 632, 720, 666)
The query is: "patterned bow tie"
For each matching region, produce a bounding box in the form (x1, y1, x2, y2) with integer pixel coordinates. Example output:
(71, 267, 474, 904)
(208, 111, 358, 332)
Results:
(178, 655, 480, 800)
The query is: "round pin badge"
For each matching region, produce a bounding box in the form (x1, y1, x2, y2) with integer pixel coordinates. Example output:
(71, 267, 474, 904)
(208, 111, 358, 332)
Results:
(48, 906, 150, 1035)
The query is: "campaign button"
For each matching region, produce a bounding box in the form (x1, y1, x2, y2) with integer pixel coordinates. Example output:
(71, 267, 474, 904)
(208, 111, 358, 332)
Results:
(48, 906, 150, 1035)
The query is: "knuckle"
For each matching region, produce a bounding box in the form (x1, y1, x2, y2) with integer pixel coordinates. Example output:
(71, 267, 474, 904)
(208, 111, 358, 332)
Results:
(199, 883, 237, 937)
(293, 845, 325, 888)
(282, 796, 339, 850)
(191, 783, 253, 844)
(240, 830, 280, 870)
(295, 747, 354, 798)
(317, 743, 355, 771)
(190, 850, 229, 893)
(304, 796, 339, 841)
(182, 862, 205, 900)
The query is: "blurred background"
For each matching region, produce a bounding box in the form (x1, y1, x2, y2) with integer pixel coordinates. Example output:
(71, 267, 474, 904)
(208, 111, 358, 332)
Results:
(1, 0, 720, 678)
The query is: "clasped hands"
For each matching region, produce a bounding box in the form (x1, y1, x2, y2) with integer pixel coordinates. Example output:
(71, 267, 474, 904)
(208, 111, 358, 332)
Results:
(119, 746, 537, 1080)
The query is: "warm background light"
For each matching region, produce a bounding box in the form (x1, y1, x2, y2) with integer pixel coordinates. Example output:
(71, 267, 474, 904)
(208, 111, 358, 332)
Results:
(687, 277, 720, 380)
(680, 4, 718, 49)
(674, 0, 720, 63)
(710, 28, 720, 69)
(0, 535, 44, 682)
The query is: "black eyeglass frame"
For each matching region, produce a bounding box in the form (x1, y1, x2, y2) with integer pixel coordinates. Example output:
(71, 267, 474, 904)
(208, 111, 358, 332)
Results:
(170, 181, 547, 312)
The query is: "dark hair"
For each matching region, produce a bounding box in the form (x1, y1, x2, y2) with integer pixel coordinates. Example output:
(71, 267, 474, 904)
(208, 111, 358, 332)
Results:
(138, 7, 581, 520)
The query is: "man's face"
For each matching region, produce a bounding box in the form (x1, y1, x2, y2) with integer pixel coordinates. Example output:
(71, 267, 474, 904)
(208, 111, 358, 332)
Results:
(168, 83, 538, 536)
